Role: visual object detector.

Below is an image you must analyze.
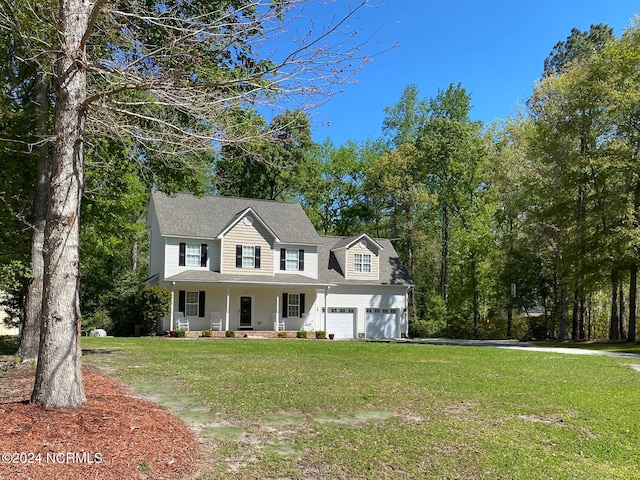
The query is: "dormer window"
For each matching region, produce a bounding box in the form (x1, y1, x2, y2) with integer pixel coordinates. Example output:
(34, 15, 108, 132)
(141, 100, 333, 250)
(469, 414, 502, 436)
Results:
(354, 253, 371, 273)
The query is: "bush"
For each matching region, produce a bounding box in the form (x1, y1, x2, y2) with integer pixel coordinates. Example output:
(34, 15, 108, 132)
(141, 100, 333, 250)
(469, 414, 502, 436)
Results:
(296, 330, 307, 339)
(141, 286, 172, 335)
(277, 331, 288, 338)
(82, 308, 114, 335)
(409, 318, 446, 338)
(175, 329, 187, 338)
(315, 330, 326, 339)
(201, 330, 212, 337)
(225, 330, 235, 338)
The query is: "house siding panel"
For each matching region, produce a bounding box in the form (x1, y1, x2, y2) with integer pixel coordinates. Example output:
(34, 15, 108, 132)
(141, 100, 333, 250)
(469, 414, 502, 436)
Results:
(222, 219, 274, 275)
(147, 200, 164, 280)
(345, 243, 379, 281)
(165, 237, 213, 278)
(313, 285, 406, 337)
(274, 245, 318, 279)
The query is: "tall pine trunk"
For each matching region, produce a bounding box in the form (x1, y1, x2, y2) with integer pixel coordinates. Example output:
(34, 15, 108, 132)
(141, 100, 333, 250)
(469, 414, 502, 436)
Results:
(18, 70, 50, 361)
(629, 264, 637, 343)
(440, 204, 449, 303)
(609, 270, 621, 341)
(31, 0, 90, 408)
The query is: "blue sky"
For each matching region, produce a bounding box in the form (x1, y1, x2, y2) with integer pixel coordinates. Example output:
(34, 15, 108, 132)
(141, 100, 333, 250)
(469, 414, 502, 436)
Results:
(280, 1, 639, 145)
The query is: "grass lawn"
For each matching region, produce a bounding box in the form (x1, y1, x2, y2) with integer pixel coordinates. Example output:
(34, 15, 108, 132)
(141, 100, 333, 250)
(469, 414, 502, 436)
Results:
(77, 337, 640, 479)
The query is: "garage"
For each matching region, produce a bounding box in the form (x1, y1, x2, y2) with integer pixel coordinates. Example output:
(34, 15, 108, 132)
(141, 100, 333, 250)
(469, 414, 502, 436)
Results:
(366, 308, 398, 339)
(324, 307, 356, 339)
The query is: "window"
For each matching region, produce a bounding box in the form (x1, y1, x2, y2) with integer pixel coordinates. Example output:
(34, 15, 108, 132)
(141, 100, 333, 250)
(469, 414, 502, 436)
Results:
(354, 253, 371, 273)
(179, 242, 207, 267)
(242, 245, 255, 268)
(236, 245, 261, 269)
(288, 293, 300, 318)
(178, 290, 205, 317)
(185, 291, 199, 316)
(286, 249, 299, 270)
(280, 248, 304, 271)
(282, 292, 305, 318)
(186, 244, 201, 266)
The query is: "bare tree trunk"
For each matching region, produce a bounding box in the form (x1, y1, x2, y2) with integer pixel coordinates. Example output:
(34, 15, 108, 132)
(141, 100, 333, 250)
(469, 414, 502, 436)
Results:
(18, 70, 50, 362)
(619, 280, 626, 340)
(629, 264, 637, 343)
(558, 280, 568, 340)
(440, 204, 449, 303)
(31, 0, 90, 408)
(609, 270, 620, 341)
(579, 295, 586, 340)
(571, 289, 578, 340)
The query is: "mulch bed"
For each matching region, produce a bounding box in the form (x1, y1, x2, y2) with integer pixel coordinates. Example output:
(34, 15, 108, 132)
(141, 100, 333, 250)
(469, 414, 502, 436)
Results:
(0, 363, 199, 480)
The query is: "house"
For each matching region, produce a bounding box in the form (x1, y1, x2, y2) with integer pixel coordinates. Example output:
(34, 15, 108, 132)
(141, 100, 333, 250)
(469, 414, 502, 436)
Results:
(146, 192, 413, 339)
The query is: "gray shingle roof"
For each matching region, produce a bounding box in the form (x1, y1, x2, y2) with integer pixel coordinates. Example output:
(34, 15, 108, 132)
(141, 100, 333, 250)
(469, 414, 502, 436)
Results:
(151, 192, 413, 287)
(318, 236, 412, 286)
(151, 191, 322, 245)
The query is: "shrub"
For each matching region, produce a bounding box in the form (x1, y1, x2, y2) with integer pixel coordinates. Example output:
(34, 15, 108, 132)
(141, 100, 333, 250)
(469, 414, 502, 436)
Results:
(277, 331, 288, 338)
(315, 330, 326, 339)
(175, 329, 187, 338)
(141, 286, 172, 335)
(296, 330, 307, 339)
(201, 330, 212, 337)
(225, 330, 235, 338)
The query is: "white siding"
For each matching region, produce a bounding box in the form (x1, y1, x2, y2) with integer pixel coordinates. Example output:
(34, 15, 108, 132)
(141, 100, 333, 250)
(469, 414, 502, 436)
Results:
(164, 237, 213, 278)
(273, 244, 319, 279)
(147, 200, 164, 280)
(310, 285, 407, 337)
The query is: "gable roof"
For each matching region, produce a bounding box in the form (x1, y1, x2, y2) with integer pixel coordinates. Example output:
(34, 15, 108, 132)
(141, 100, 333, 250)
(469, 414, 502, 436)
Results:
(319, 236, 413, 286)
(331, 233, 384, 252)
(150, 192, 322, 245)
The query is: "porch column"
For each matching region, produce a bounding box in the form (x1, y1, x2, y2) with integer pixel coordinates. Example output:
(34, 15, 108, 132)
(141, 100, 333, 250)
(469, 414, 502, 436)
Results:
(170, 282, 175, 331)
(225, 287, 230, 331)
(275, 289, 280, 328)
(324, 286, 329, 331)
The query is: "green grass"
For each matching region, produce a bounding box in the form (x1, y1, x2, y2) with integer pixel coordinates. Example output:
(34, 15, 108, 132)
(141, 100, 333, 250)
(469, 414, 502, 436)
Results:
(77, 338, 640, 478)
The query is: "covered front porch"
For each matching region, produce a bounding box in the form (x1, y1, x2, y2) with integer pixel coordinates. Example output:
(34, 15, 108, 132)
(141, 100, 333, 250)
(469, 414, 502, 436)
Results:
(160, 282, 325, 333)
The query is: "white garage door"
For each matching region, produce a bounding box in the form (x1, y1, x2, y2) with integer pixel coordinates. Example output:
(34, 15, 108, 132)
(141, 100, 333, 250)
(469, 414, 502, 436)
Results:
(366, 308, 398, 339)
(325, 308, 356, 339)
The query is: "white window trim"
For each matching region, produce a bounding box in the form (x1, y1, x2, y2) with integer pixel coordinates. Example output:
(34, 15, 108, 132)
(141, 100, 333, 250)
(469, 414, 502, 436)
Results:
(286, 249, 299, 271)
(354, 253, 372, 273)
(186, 244, 201, 267)
(185, 291, 199, 317)
(288, 293, 300, 318)
(242, 245, 255, 268)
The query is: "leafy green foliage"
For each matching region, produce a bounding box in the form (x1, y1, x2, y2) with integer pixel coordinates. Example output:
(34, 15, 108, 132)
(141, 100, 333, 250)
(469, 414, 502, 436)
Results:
(141, 286, 171, 335)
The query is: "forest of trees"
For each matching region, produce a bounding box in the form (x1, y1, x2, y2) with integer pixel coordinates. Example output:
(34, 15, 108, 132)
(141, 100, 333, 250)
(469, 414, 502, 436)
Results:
(1, 0, 640, 406)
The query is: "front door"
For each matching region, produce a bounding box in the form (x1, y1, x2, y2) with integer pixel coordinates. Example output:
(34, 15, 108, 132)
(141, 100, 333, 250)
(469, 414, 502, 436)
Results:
(239, 296, 252, 329)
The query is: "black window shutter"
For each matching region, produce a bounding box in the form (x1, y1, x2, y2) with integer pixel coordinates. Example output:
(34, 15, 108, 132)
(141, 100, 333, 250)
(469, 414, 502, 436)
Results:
(282, 293, 288, 318)
(198, 291, 205, 317)
(300, 293, 306, 315)
(200, 244, 208, 267)
(178, 290, 186, 313)
(255, 246, 261, 269)
(179, 243, 186, 266)
(280, 248, 286, 270)
(236, 245, 242, 268)
(298, 249, 305, 271)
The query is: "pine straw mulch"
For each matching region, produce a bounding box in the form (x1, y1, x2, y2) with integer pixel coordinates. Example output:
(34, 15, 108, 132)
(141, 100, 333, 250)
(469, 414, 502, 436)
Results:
(0, 362, 200, 480)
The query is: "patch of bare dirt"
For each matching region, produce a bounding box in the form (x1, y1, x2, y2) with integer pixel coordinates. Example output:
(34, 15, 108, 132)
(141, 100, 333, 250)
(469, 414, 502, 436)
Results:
(0, 363, 199, 480)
